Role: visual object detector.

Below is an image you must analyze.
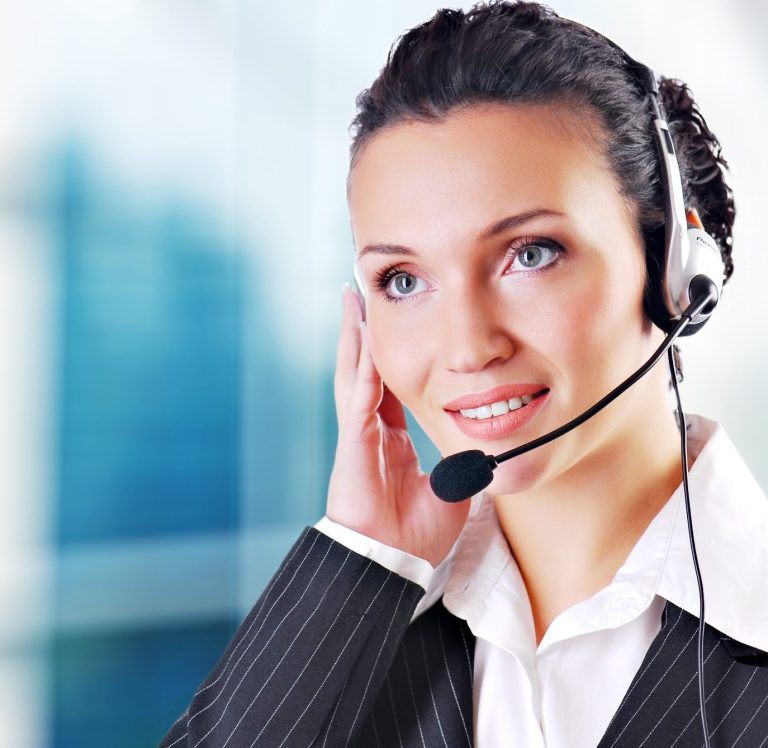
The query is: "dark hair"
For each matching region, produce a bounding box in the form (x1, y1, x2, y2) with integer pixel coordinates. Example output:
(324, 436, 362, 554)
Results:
(349, 0, 735, 289)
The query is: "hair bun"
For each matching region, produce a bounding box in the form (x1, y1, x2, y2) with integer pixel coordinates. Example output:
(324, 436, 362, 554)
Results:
(658, 77, 735, 284)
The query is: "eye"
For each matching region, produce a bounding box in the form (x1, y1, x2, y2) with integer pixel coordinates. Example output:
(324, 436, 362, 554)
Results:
(507, 238, 563, 273)
(374, 265, 430, 302)
(390, 272, 424, 296)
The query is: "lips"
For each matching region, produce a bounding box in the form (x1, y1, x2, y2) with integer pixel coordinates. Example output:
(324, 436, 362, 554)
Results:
(444, 384, 550, 442)
(443, 384, 548, 412)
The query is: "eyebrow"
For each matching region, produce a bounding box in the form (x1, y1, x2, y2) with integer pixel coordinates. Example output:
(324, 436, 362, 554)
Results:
(356, 208, 565, 259)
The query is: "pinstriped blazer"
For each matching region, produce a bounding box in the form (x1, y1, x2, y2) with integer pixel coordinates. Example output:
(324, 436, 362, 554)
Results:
(160, 527, 768, 747)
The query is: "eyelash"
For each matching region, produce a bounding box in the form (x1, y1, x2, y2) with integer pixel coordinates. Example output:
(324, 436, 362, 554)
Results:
(372, 235, 565, 304)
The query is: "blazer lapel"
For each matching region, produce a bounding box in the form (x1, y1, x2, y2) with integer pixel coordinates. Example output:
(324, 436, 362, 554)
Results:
(598, 601, 768, 747)
(356, 598, 475, 747)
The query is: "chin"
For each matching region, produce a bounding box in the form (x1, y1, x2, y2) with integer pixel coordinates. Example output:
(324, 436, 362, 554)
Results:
(482, 450, 551, 496)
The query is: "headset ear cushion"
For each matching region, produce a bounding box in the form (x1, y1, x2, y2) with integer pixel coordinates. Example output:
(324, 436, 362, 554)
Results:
(643, 231, 709, 336)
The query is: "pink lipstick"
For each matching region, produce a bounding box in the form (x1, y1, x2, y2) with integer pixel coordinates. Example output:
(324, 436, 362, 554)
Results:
(444, 385, 550, 441)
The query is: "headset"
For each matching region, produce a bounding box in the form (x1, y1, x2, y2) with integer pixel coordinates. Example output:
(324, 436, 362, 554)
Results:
(350, 39, 727, 748)
(620, 54, 723, 336)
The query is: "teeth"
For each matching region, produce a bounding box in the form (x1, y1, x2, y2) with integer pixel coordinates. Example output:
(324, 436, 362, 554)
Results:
(458, 392, 543, 420)
(490, 401, 509, 417)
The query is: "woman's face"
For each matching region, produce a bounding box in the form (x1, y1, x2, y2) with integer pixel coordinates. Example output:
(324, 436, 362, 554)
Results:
(348, 103, 664, 495)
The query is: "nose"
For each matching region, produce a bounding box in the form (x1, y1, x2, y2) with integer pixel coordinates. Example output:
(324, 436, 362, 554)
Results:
(438, 290, 516, 374)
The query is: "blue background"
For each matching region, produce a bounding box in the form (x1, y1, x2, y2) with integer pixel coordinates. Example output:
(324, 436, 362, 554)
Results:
(0, 1, 765, 745)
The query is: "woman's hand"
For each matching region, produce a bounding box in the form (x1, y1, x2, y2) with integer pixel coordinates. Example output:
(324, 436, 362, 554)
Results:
(326, 285, 470, 568)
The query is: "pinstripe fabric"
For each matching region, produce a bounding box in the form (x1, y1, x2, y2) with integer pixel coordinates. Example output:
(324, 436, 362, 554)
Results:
(598, 601, 768, 748)
(160, 528, 425, 748)
(161, 530, 767, 748)
(352, 597, 475, 748)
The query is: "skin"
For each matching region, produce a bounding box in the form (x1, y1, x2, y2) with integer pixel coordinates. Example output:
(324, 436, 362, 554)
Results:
(329, 103, 685, 644)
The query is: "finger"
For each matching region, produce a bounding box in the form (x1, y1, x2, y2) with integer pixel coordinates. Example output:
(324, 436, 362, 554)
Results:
(346, 321, 384, 432)
(334, 285, 363, 425)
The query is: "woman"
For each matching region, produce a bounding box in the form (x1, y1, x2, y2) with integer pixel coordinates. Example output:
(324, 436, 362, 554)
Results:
(161, 3, 767, 746)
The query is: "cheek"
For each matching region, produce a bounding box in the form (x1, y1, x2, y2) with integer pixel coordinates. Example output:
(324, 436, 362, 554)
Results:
(367, 317, 430, 405)
(532, 259, 645, 387)
(578, 273, 648, 380)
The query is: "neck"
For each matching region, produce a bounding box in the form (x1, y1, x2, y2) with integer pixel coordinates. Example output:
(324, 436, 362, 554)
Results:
(492, 397, 685, 646)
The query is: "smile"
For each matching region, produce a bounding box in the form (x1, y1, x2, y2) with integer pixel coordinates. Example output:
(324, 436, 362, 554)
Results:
(445, 386, 550, 441)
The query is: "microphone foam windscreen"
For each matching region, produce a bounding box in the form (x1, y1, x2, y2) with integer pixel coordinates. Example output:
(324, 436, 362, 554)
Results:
(429, 450, 496, 503)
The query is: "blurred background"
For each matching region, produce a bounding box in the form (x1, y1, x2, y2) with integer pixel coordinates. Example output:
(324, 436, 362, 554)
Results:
(1, 0, 766, 745)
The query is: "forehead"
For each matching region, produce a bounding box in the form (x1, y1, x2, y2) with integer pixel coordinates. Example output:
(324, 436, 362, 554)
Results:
(347, 103, 627, 248)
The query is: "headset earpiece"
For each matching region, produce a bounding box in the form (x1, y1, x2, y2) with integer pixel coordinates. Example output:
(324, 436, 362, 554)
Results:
(643, 214, 722, 336)
(641, 73, 724, 335)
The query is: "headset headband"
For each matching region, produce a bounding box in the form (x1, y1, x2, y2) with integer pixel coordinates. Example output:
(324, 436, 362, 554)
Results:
(592, 38, 724, 330)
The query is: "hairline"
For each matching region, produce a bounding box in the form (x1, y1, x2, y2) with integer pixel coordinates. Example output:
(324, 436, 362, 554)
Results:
(345, 98, 639, 228)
